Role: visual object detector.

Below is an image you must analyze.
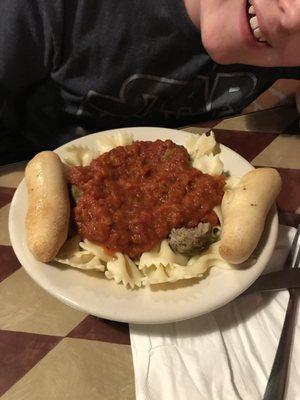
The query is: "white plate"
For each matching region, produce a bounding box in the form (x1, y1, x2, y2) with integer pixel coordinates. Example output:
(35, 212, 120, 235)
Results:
(9, 127, 278, 324)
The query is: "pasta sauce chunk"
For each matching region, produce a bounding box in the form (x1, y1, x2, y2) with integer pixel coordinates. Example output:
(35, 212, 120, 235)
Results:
(69, 140, 225, 258)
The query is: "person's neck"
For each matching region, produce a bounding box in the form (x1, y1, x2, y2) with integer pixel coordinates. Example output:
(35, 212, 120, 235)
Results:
(183, 0, 200, 30)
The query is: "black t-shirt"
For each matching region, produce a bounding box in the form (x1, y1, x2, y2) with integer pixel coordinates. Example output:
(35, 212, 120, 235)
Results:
(0, 0, 299, 155)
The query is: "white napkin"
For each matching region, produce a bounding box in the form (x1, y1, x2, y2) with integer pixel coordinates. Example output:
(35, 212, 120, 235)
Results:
(129, 225, 300, 400)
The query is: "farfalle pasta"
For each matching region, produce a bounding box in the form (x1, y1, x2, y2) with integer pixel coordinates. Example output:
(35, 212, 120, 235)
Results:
(105, 253, 146, 289)
(96, 131, 134, 155)
(63, 145, 98, 167)
(140, 241, 229, 285)
(55, 236, 106, 271)
(55, 130, 234, 288)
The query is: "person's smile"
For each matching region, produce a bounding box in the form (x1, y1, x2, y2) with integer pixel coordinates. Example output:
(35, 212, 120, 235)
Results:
(185, 0, 300, 66)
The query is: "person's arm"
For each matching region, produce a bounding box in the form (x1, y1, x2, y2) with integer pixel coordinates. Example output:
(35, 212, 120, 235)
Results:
(0, 0, 55, 94)
(0, 92, 38, 165)
(0, 0, 58, 164)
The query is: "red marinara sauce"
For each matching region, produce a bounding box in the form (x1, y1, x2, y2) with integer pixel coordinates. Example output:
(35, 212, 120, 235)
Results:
(68, 140, 225, 259)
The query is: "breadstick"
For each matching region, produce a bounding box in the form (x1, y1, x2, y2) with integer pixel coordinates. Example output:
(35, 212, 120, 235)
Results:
(219, 168, 282, 264)
(25, 151, 70, 262)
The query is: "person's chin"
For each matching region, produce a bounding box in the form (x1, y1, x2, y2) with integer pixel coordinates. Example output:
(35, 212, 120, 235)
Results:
(202, 34, 278, 67)
(208, 49, 239, 65)
(201, 33, 241, 65)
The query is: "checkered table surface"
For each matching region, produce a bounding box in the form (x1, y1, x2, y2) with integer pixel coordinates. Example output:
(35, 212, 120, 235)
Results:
(0, 105, 299, 399)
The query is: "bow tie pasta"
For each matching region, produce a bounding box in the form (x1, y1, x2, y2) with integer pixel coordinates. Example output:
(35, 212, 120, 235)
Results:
(55, 130, 233, 288)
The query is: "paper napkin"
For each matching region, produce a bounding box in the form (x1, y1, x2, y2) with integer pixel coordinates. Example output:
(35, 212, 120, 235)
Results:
(130, 225, 300, 400)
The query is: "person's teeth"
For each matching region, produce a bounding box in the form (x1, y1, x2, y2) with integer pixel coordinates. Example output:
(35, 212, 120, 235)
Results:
(253, 27, 262, 39)
(247, 0, 269, 44)
(248, 5, 255, 15)
(250, 16, 259, 30)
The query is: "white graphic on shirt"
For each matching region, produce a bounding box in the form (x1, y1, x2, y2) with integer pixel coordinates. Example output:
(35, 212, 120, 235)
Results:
(77, 72, 257, 120)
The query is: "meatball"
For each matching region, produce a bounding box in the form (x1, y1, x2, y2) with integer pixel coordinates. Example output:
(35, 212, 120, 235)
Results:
(168, 222, 212, 254)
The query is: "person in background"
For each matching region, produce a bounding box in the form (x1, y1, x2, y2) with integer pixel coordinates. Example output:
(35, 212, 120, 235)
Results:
(0, 0, 299, 164)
